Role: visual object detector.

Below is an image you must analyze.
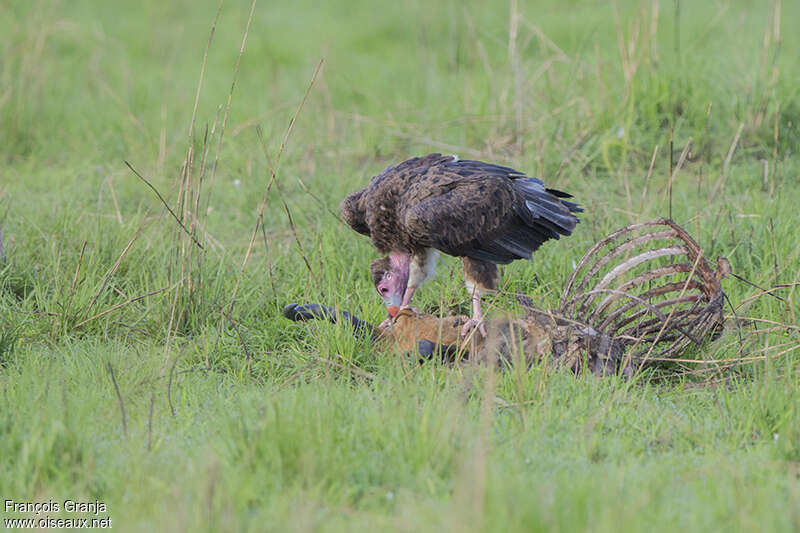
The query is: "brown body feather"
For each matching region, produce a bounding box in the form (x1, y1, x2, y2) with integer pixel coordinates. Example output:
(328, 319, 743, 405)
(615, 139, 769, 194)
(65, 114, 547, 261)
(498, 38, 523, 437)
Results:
(341, 154, 517, 259)
(461, 257, 498, 292)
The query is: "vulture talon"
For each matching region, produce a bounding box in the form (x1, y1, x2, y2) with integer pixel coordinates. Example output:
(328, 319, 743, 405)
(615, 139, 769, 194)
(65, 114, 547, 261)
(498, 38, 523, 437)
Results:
(460, 318, 487, 338)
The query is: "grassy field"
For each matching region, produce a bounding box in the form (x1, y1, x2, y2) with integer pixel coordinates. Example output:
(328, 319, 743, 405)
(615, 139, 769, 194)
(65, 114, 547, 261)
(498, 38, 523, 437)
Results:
(1, 0, 799, 530)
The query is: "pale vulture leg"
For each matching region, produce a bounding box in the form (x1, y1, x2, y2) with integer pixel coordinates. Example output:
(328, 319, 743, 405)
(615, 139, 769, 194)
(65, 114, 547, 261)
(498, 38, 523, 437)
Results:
(400, 286, 418, 310)
(461, 282, 488, 337)
(461, 258, 498, 337)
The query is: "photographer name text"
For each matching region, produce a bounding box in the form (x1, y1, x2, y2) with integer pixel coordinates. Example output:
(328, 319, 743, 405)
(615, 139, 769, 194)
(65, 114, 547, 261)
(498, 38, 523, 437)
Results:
(4, 499, 111, 529)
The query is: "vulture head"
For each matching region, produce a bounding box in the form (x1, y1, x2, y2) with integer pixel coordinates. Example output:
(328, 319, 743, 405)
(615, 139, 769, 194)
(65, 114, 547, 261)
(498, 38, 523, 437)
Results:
(370, 254, 409, 314)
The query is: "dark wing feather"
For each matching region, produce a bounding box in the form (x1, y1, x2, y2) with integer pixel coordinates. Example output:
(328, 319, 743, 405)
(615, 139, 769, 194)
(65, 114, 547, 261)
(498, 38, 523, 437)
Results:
(400, 159, 581, 265)
(401, 176, 516, 258)
(514, 178, 581, 234)
(340, 154, 456, 244)
(339, 190, 370, 236)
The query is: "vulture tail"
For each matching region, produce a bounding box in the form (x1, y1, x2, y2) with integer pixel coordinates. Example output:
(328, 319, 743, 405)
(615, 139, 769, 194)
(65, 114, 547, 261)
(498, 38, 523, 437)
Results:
(514, 178, 582, 236)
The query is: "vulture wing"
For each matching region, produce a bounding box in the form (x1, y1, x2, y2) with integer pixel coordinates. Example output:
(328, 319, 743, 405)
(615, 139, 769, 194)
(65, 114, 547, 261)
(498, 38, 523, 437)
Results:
(340, 188, 371, 237)
(400, 158, 581, 265)
(339, 154, 452, 241)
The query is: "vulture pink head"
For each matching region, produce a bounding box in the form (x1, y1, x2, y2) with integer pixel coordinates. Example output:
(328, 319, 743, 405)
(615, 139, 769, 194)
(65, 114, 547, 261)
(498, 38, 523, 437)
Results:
(370, 253, 410, 314)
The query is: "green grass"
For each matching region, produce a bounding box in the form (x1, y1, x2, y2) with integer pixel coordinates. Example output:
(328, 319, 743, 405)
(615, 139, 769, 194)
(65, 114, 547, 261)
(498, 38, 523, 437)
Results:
(1, 0, 799, 530)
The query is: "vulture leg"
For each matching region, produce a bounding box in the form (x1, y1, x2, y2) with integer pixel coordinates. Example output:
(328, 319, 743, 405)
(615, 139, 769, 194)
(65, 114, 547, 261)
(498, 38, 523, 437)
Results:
(460, 289, 488, 337)
(398, 289, 420, 316)
(400, 285, 418, 309)
(461, 258, 498, 338)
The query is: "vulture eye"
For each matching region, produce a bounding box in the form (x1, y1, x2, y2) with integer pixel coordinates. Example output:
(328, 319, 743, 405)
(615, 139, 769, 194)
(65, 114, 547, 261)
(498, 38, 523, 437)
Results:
(385, 273, 393, 280)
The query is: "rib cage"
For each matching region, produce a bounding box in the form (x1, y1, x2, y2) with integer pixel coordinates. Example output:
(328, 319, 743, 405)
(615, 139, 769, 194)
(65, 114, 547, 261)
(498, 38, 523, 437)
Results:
(559, 218, 729, 364)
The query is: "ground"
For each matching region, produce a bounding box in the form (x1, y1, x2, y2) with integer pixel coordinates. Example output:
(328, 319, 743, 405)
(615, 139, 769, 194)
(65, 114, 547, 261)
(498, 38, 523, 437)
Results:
(1, 0, 799, 531)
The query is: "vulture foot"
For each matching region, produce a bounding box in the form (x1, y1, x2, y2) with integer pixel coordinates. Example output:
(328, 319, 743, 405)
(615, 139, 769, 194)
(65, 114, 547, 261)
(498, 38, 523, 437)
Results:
(460, 318, 487, 338)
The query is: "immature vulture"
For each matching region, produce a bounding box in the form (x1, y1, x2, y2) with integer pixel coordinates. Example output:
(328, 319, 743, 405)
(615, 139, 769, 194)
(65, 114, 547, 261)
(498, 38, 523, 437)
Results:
(340, 153, 582, 335)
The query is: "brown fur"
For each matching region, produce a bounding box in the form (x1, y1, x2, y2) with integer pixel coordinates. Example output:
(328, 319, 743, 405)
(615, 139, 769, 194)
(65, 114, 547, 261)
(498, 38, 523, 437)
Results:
(378, 308, 467, 353)
(376, 308, 624, 375)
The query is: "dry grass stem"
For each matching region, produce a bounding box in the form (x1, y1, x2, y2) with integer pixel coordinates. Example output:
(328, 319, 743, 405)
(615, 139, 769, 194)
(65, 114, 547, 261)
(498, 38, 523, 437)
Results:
(75, 285, 173, 329)
(84, 227, 145, 319)
(227, 58, 323, 315)
(125, 160, 203, 250)
(62, 240, 87, 333)
(107, 361, 127, 436)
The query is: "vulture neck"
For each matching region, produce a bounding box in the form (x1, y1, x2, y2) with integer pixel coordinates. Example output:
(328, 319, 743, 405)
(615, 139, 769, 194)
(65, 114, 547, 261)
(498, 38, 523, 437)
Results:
(389, 253, 412, 305)
(389, 252, 411, 275)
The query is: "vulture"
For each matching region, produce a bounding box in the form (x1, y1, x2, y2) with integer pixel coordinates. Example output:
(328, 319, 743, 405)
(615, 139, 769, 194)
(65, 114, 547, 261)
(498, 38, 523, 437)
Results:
(340, 153, 582, 336)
